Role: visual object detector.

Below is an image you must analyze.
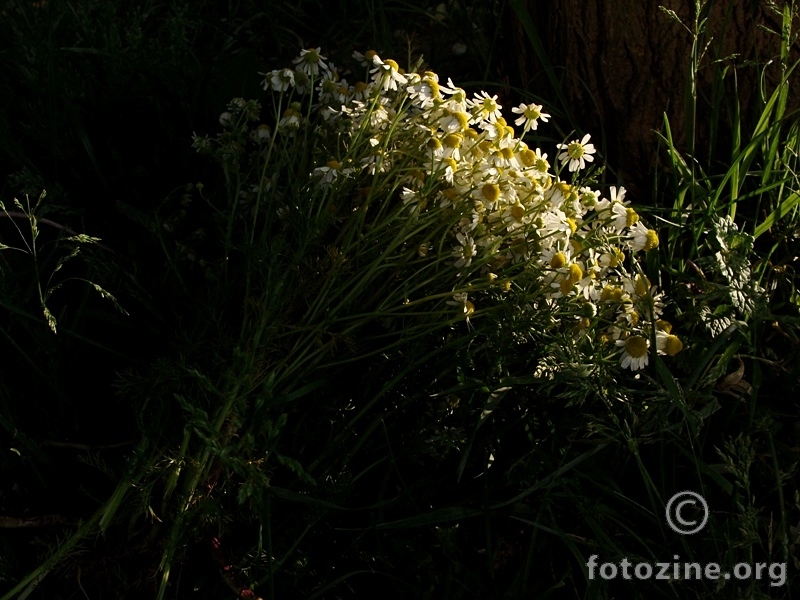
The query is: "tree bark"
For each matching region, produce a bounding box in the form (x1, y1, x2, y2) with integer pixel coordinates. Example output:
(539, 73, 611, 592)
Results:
(511, 0, 799, 199)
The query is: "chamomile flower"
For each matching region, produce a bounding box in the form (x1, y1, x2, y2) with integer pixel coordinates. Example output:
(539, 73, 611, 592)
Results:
(557, 133, 596, 172)
(467, 91, 502, 123)
(629, 221, 659, 251)
(511, 102, 550, 132)
(262, 68, 295, 92)
(278, 106, 302, 131)
(438, 110, 470, 133)
(656, 329, 683, 356)
(453, 232, 477, 268)
(370, 56, 407, 92)
(199, 47, 683, 377)
(293, 48, 330, 77)
(314, 159, 353, 185)
(616, 335, 649, 370)
(610, 201, 639, 233)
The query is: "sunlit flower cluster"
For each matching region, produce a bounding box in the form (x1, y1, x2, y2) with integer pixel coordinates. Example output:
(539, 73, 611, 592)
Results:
(196, 49, 682, 371)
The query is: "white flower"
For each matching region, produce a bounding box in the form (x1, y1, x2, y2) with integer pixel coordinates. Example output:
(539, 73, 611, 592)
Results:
(629, 221, 659, 251)
(452, 232, 477, 268)
(557, 133, 596, 172)
(467, 90, 502, 123)
(439, 110, 470, 133)
(293, 48, 330, 77)
(511, 102, 550, 132)
(656, 329, 683, 356)
(616, 335, 649, 370)
(610, 200, 638, 233)
(313, 159, 351, 185)
(407, 74, 440, 108)
(369, 56, 407, 92)
(261, 68, 295, 92)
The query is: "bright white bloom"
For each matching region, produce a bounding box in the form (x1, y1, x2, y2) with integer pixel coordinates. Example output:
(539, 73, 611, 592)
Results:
(370, 56, 407, 92)
(617, 335, 649, 370)
(629, 221, 659, 251)
(511, 102, 550, 132)
(467, 91, 502, 123)
(557, 133, 596, 172)
(656, 328, 683, 356)
(610, 201, 638, 233)
(439, 110, 470, 133)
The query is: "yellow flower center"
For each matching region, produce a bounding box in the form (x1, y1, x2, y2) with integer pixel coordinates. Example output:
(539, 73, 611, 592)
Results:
(482, 183, 501, 203)
(304, 48, 320, 64)
(550, 252, 567, 269)
(566, 218, 578, 234)
(525, 105, 541, 120)
(427, 137, 443, 151)
(626, 207, 639, 227)
(607, 246, 624, 268)
(663, 334, 683, 356)
(443, 133, 462, 148)
(643, 229, 659, 251)
(625, 336, 648, 358)
(656, 319, 672, 333)
(634, 274, 650, 296)
(511, 204, 525, 222)
(601, 285, 624, 302)
(518, 149, 536, 167)
(567, 142, 585, 159)
(567, 263, 583, 284)
(559, 277, 574, 295)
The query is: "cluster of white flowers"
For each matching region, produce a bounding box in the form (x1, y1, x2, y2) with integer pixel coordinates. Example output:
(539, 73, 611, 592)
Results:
(211, 48, 683, 371)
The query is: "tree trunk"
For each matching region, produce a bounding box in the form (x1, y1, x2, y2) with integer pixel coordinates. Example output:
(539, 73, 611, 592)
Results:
(510, 0, 798, 199)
